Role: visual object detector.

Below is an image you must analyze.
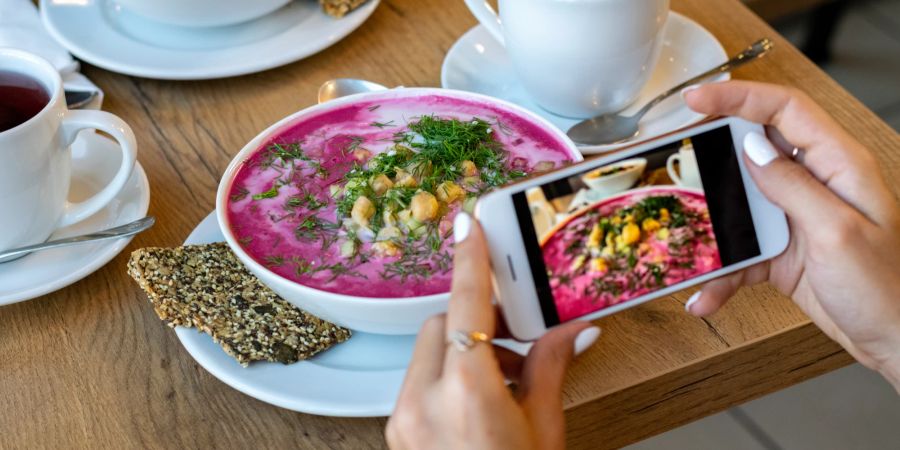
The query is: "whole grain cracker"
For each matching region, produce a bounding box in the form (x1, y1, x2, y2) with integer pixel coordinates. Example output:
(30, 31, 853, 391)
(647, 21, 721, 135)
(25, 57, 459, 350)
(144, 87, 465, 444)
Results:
(127, 242, 351, 366)
(320, 0, 368, 18)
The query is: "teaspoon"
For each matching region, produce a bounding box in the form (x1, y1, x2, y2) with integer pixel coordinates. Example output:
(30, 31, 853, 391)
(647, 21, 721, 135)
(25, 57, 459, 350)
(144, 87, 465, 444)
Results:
(317, 78, 389, 104)
(567, 38, 775, 146)
(0, 216, 156, 263)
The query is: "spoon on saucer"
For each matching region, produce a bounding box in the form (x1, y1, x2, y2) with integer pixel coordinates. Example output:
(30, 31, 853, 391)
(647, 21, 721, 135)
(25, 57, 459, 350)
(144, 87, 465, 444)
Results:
(0, 216, 155, 263)
(317, 78, 388, 104)
(567, 38, 774, 146)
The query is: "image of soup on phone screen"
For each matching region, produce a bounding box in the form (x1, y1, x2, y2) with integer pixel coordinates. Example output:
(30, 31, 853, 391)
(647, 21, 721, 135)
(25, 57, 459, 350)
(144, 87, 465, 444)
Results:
(476, 118, 789, 340)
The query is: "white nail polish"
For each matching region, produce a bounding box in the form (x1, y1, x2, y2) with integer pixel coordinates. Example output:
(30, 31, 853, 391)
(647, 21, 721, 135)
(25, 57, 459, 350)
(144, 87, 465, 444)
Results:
(454, 212, 472, 243)
(743, 131, 779, 166)
(680, 84, 701, 99)
(574, 326, 601, 356)
(685, 291, 702, 314)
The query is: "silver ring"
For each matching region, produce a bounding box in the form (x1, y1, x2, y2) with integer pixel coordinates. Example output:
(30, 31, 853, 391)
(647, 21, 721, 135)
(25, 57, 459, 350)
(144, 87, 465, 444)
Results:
(448, 330, 490, 352)
(791, 147, 803, 162)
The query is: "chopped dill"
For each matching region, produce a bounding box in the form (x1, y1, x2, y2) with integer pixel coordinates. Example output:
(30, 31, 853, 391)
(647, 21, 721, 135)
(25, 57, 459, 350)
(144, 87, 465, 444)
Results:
(253, 185, 280, 200)
(230, 186, 249, 202)
(370, 120, 395, 129)
(264, 255, 285, 268)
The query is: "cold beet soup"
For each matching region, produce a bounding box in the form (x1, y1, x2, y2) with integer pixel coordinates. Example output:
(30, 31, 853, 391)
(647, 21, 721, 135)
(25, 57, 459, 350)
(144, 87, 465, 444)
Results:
(226, 95, 575, 298)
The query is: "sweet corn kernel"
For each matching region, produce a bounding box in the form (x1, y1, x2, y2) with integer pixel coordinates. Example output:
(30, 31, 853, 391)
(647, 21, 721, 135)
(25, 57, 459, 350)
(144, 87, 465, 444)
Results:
(642, 218, 661, 233)
(587, 224, 603, 248)
(622, 223, 640, 245)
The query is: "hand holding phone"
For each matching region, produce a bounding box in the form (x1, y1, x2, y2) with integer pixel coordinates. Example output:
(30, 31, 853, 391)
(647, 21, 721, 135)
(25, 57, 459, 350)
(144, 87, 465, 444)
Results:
(477, 117, 790, 340)
(682, 82, 900, 389)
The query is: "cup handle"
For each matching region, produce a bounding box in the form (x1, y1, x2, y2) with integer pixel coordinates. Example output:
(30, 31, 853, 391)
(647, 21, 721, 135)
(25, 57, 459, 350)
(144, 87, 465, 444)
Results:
(463, 0, 505, 46)
(666, 153, 683, 186)
(57, 110, 138, 228)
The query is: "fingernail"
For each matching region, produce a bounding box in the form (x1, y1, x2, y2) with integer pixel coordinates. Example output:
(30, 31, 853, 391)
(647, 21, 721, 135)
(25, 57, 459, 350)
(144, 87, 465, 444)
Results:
(685, 291, 702, 314)
(743, 131, 779, 166)
(574, 326, 601, 356)
(680, 84, 701, 100)
(454, 212, 472, 243)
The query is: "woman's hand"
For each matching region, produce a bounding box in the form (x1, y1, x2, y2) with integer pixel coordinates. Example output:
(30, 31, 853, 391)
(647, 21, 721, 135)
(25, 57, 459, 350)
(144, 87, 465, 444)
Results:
(683, 81, 900, 389)
(385, 213, 601, 450)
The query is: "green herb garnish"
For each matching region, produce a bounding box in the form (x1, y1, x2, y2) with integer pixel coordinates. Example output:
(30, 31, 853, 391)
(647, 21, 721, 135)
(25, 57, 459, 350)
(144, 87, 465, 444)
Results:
(253, 185, 280, 200)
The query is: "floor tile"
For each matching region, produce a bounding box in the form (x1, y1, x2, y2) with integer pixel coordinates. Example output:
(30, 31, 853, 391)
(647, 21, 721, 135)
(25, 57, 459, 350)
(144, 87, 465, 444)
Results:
(737, 364, 900, 449)
(623, 409, 767, 450)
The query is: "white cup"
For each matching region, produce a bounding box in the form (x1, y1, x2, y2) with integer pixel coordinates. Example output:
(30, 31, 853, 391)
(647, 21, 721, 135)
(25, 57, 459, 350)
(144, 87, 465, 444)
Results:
(115, 0, 291, 28)
(666, 145, 702, 189)
(464, 0, 670, 118)
(526, 187, 557, 238)
(0, 49, 137, 253)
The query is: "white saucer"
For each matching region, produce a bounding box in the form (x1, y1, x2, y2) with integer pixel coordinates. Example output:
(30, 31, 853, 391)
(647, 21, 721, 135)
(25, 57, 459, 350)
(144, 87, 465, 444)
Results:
(177, 212, 533, 416)
(0, 133, 150, 306)
(441, 13, 730, 154)
(176, 211, 414, 417)
(40, 0, 380, 80)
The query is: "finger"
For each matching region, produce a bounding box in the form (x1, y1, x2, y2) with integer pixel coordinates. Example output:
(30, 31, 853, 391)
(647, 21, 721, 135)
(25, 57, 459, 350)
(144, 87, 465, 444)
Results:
(518, 322, 598, 449)
(685, 81, 894, 226)
(685, 263, 770, 317)
(743, 131, 866, 237)
(494, 345, 525, 384)
(685, 275, 741, 317)
(445, 213, 497, 362)
(684, 80, 851, 157)
(397, 315, 446, 396)
(492, 304, 513, 340)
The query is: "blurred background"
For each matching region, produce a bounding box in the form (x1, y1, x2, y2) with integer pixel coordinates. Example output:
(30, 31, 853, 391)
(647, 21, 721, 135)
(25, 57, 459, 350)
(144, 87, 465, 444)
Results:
(629, 1, 900, 448)
(750, 0, 900, 132)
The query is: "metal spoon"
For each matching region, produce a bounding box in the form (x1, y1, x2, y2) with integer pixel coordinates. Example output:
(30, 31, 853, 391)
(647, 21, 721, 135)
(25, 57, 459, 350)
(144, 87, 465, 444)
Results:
(567, 38, 775, 146)
(317, 78, 388, 104)
(0, 216, 156, 263)
(65, 89, 99, 109)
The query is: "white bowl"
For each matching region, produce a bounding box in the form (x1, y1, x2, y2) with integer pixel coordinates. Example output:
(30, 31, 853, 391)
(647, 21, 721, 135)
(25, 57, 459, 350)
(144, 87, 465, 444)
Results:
(116, 0, 291, 28)
(216, 88, 582, 334)
(581, 158, 647, 196)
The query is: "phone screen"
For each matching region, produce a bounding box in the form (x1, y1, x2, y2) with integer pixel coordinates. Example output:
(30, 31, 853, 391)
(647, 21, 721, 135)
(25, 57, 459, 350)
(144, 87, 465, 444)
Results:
(512, 125, 762, 326)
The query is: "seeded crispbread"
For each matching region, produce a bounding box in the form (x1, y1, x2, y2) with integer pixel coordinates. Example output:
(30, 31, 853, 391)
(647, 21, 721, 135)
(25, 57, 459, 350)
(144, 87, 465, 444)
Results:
(320, 0, 368, 18)
(127, 242, 351, 366)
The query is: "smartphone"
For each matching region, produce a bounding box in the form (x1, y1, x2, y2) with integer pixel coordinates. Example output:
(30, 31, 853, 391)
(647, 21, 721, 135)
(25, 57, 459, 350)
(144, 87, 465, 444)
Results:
(476, 117, 789, 340)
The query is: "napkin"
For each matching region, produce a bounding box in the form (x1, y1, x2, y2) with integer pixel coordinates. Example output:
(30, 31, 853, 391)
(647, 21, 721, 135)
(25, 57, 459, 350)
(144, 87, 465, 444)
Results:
(0, 0, 103, 109)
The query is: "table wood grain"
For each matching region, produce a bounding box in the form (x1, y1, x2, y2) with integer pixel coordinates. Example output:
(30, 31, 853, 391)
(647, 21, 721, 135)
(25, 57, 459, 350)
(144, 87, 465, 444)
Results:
(2, 0, 897, 448)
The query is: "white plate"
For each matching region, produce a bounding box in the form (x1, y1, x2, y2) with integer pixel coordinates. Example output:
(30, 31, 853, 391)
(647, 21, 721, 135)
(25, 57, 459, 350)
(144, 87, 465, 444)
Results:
(175, 211, 415, 417)
(0, 132, 150, 306)
(441, 12, 730, 154)
(40, 0, 380, 80)
(176, 213, 533, 417)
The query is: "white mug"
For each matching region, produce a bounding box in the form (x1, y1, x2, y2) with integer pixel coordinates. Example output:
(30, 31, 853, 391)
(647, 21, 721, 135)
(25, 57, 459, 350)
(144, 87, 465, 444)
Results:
(0, 49, 137, 253)
(464, 0, 670, 118)
(667, 146, 703, 189)
(526, 187, 556, 238)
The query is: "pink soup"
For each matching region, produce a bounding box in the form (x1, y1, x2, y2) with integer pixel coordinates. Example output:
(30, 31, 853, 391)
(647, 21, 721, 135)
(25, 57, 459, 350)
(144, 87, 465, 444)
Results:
(227, 94, 574, 298)
(541, 189, 722, 321)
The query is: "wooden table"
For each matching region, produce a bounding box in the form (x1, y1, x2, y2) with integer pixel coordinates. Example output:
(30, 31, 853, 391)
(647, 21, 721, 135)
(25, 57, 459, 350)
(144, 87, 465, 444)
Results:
(3, 0, 898, 448)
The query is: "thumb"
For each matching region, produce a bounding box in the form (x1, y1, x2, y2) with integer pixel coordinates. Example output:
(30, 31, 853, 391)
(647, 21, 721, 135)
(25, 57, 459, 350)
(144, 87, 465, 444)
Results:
(518, 323, 600, 448)
(743, 131, 854, 234)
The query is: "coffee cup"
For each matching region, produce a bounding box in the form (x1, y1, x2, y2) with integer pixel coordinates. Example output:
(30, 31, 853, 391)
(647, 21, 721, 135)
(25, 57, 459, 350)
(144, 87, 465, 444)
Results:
(0, 49, 137, 254)
(114, 0, 291, 28)
(666, 140, 702, 189)
(464, 0, 670, 118)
